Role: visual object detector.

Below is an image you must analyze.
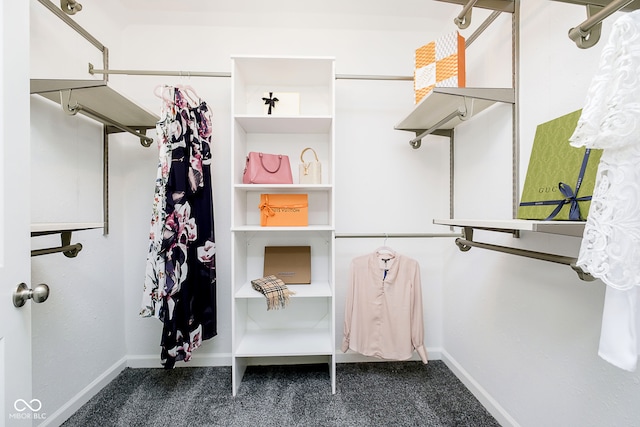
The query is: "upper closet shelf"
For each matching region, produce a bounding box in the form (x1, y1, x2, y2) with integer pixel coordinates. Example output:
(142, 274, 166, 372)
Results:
(551, 0, 640, 11)
(433, 218, 585, 238)
(434, 0, 515, 13)
(31, 222, 104, 236)
(31, 79, 159, 146)
(395, 87, 514, 147)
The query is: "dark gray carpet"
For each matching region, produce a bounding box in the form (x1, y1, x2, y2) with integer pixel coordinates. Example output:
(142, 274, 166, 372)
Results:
(62, 361, 500, 427)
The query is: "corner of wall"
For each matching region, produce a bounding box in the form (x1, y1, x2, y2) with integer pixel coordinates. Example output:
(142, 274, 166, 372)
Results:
(441, 350, 520, 427)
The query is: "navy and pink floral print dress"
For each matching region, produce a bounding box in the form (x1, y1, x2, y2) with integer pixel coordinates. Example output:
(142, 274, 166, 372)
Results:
(141, 86, 217, 368)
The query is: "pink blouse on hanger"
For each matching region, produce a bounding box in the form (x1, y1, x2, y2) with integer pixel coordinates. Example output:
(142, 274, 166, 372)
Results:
(342, 250, 428, 364)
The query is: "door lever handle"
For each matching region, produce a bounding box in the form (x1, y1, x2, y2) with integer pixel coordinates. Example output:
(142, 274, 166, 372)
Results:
(13, 283, 50, 308)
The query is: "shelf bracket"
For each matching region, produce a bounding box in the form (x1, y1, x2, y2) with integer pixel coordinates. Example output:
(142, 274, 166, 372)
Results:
(455, 227, 474, 251)
(31, 231, 83, 258)
(409, 101, 470, 149)
(59, 89, 154, 147)
(454, 0, 477, 29)
(568, 4, 604, 49)
(453, 226, 594, 282)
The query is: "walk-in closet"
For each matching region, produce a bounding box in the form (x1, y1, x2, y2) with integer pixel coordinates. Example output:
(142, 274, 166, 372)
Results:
(2, 0, 640, 426)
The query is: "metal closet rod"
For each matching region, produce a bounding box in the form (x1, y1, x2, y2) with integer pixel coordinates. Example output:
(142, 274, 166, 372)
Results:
(31, 243, 83, 258)
(38, 0, 104, 51)
(31, 231, 83, 258)
(75, 105, 154, 147)
(454, 226, 594, 282)
(568, 0, 635, 48)
(571, 0, 634, 34)
(455, 237, 594, 281)
(85, 0, 501, 81)
(59, 89, 154, 147)
(88, 65, 412, 81)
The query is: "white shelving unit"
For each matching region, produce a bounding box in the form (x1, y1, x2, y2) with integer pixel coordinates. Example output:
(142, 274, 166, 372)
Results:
(230, 55, 336, 396)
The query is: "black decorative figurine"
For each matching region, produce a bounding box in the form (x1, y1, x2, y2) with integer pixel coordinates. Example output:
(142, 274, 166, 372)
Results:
(262, 92, 279, 115)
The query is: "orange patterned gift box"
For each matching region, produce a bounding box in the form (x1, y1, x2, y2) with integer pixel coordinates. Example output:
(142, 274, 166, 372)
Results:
(259, 194, 308, 226)
(414, 31, 466, 104)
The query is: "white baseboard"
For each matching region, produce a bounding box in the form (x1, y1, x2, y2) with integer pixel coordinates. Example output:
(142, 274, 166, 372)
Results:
(126, 353, 232, 368)
(127, 348, 442, 368)
(440, 350, 520, 427)
(336, 347, 442, 364)
(38, 356, 127, 427)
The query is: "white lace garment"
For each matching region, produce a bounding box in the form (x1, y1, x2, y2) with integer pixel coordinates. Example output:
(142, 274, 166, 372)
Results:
(569, 9, 640, 371)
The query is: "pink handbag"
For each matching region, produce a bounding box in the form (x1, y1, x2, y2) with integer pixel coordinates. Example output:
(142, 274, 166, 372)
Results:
(242, 152, 293, 184)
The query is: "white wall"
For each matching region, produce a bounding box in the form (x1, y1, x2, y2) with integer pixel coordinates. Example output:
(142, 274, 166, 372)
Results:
(444, 1, 640, 426)
(30, 1, 128, 424)
(27, 0, 640, 426)
(108, 11, 457, 366)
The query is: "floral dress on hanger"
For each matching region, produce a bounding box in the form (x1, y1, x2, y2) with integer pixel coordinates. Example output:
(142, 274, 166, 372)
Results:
(141, 86, 217, 368)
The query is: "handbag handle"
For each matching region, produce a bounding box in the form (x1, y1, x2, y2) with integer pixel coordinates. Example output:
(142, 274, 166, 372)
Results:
(259, 152, 283, 174)
(300, 147, 319, 163)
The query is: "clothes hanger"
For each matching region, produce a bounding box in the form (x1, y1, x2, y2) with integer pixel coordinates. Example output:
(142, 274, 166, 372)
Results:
(375, 234, 396, 257)
(153, 84, 173, 104)
(175, 83, 201, 106)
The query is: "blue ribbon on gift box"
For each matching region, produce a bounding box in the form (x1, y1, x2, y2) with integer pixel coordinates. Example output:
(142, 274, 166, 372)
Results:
(519, 148, 593, 221)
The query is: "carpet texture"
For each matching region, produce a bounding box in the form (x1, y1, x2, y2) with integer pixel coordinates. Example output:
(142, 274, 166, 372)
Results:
(62, 361, 500, 427)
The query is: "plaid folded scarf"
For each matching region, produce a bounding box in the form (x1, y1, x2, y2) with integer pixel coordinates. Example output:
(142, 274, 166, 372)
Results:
(251, 275, 295, 310)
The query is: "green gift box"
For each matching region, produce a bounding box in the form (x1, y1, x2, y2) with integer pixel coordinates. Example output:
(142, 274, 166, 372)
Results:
(517, 110, 602, 221)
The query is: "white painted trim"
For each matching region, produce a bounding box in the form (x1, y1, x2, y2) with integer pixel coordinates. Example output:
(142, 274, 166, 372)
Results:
(336, 347, 442, 364)
(127, 348, 442, 368)
(38, 356, 127, 427)
(126, 353, 232, 369)
(441, 350, 520, 427)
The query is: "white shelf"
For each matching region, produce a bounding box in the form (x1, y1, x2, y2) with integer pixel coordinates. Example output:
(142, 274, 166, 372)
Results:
(31, 222, 104, 236)
(235, 115, 332, 133)
(234, 184, 333, 192)
(235, 329, 333, 357)
(433, 218, 585, 238)
(235, 281, 333, 299)
(30, 79, 158, 133)
(434, 0, 515, 12)
(232, 225, 334, 232)
(395, 87, 514, 133)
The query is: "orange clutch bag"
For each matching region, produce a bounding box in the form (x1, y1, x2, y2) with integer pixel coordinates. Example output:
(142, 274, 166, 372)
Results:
(259, 194, 308, 226)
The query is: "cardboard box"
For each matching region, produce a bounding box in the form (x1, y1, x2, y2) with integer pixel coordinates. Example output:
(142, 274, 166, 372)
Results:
(262, 92, 300, 116)
(259, 194, 308, 226)
(517, 110, 602, 221)
(414, 31, 466, 104)
(263, 246, 311, 284)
